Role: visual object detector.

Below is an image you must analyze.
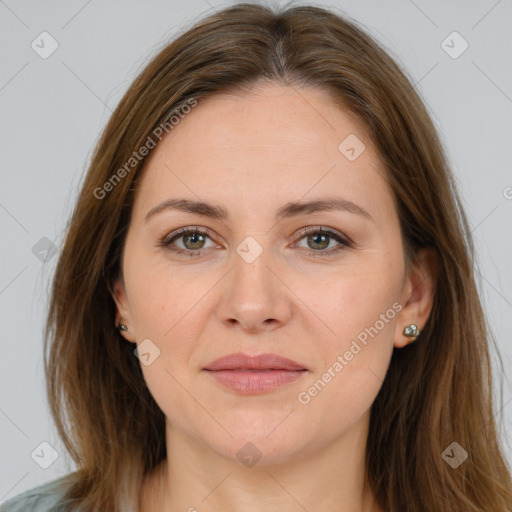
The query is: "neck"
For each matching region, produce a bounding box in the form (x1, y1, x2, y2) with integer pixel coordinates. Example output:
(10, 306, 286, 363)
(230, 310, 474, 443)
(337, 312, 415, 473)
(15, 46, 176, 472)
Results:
(140, 412, 382, 512)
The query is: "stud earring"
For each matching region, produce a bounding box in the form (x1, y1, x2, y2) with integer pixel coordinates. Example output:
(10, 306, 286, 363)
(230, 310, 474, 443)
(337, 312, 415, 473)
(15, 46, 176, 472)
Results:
(116, 323, 128, 332)
(403, 323, 420, 342)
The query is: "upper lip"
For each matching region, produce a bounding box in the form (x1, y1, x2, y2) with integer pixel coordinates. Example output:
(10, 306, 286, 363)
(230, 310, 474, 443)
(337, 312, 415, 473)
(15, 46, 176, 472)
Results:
(203, 352, 307, 371)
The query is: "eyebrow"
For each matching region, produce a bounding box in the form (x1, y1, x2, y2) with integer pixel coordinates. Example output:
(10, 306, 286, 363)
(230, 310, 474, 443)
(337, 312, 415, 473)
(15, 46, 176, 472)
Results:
(145, 197, 374, 223)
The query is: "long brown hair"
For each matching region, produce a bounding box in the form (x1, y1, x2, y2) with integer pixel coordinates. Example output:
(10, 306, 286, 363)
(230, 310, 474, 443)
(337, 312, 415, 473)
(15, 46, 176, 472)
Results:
(44, 3, 512, 511)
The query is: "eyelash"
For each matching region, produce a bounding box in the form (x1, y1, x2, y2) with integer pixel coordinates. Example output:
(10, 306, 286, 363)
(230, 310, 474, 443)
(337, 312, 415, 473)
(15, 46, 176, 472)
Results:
(157, 226, 353, 258)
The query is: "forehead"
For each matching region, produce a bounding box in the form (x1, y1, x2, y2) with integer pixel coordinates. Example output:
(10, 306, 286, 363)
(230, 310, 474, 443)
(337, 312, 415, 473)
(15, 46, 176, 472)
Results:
(161, 83, 369, 160)
(132, 83, 393, 222)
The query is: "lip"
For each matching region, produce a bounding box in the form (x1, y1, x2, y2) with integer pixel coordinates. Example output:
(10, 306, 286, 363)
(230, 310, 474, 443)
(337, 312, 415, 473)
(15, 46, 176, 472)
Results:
(204, 352, 307, 371)
(202, 352, 308, 395)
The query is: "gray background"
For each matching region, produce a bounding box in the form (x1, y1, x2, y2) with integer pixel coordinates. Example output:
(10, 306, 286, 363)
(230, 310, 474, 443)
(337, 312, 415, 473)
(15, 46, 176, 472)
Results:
(1, 0, 511, 501)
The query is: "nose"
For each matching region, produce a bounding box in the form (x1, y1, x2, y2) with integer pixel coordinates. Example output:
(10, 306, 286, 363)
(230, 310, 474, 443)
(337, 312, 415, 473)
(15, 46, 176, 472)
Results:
(215, 244, 293, 333)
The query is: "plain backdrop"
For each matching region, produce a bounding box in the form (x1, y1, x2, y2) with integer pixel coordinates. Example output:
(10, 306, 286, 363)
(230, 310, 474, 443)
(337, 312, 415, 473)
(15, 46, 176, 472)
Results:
(1, 0, 511, 502)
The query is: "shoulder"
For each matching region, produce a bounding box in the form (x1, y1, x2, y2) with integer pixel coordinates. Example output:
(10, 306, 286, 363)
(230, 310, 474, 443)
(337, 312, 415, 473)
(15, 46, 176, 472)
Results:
(0, 475, 73, 512)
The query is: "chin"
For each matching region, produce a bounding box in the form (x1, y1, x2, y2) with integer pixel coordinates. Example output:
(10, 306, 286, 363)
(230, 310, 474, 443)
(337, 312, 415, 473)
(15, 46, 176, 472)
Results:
(213, 434, 309, 468)
(199, 413, 313, 467)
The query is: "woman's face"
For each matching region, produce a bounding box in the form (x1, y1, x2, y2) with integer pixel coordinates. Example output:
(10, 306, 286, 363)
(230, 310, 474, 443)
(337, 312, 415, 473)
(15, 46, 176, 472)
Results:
(113, 82, 432, 465)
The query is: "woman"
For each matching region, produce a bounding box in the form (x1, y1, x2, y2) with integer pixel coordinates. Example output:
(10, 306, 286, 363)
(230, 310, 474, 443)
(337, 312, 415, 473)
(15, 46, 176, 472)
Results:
(2, 2, 511, 511)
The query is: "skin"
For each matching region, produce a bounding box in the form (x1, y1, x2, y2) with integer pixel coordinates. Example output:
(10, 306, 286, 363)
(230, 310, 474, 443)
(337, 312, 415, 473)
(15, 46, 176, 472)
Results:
(112, 82, 436, 512)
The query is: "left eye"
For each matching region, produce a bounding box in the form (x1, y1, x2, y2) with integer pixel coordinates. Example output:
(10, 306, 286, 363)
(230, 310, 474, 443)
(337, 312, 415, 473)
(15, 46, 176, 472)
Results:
(293, 228, 350, 253)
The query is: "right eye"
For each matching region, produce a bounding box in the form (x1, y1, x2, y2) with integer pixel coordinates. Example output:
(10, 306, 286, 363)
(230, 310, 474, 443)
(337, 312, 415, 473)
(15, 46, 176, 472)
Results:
(158, 227, 219, 257)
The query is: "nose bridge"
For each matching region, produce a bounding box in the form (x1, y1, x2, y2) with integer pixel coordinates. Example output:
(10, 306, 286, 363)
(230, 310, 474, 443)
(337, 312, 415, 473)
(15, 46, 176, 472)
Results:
(216, 233, 291, 330)
(231, 235, 275, 305)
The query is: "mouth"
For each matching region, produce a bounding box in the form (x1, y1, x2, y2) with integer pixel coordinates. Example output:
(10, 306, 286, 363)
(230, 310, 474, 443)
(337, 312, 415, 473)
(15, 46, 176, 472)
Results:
(202, 352, 308, 394)
(203, 352, 307, 371)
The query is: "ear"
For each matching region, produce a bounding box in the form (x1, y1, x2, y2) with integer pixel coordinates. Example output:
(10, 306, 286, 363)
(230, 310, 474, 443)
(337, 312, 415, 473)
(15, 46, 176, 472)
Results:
(111, 276, 137, 344)
(394, 247, 437, 348)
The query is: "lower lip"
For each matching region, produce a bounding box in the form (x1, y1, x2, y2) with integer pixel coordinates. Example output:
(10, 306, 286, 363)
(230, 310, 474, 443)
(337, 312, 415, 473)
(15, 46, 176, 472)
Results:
(203, 369, 307, 394)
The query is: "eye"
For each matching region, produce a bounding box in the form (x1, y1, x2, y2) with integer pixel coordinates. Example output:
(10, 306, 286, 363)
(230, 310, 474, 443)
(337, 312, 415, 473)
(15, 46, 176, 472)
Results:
(158, 227, 219, 257)
(157, 225, 352, 258)
(292, 226, 352, 256)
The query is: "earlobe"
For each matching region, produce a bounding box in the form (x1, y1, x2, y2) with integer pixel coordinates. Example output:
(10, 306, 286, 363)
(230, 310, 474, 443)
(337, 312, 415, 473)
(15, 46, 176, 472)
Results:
(394, 247, 437, 348)
(111, 277, 137, 343)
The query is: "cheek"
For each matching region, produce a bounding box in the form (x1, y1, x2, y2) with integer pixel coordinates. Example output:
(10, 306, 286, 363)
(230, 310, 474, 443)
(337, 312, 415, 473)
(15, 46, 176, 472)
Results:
(298, 350, 391, 439)
(125, 260, 217, 390)
(296, 296, 397, 434)
(295, 258, 401, 413)
(128, 272, 205, 423)
(301, 252, 402, 350)
(331, 275, 400, 355)
(126, 251, 212, 340)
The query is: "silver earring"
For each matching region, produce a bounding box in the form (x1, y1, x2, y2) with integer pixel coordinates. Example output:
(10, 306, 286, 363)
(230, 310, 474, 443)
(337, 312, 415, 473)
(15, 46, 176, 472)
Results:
(403, 323, 420, 340)
(116, 323, 128, 332)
